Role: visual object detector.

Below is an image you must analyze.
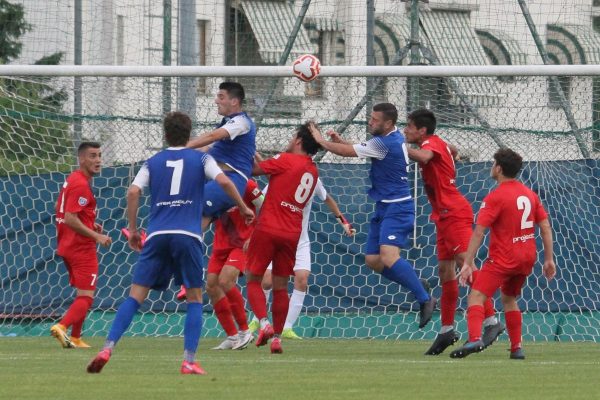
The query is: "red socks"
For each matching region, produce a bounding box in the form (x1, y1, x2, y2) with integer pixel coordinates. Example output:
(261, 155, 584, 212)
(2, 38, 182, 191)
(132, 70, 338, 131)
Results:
(213, 297, 237, 336)
(466, 304, 484, 342)
(440, 280, 458, 326)
(470, 270, 497, 318)
(247, 280, 268, 320)
(505, 310, 523, 351)
(226, 287, 249, 331)
(61, 295, 93, 338)
(271, 289, 289, 335)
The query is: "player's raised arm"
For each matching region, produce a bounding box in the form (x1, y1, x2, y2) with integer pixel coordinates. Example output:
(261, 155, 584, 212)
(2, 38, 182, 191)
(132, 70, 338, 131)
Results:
(186, 127, 230, 150)
(308, 122, 357, 157)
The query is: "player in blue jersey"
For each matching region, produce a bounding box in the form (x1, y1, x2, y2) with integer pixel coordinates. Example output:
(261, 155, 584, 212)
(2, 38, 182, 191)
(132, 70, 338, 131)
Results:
(186, 81, 256, 229)
(87, 111, 254, 375)
(308, 103, 436, 329)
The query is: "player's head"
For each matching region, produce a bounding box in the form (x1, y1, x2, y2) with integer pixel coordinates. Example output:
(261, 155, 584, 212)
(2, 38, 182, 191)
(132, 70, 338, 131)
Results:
(163, 111, 192, 146)
(287, 122, 322, 155)
(492, 148, 523, 180)
(404, 109, 436, 144)
(368, 103, 398, 136)
(215, 81, 245, 116)
(77, 141, 102, 176)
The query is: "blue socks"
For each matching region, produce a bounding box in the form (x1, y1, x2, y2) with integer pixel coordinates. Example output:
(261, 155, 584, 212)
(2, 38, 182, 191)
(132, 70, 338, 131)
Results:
(381, 259, 430, 303)
(184, 302, 203, 357)
(106, 296, 141, 345)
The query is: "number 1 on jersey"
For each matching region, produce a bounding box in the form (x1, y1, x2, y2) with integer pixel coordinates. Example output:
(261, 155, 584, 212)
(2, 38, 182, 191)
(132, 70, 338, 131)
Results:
(166, 159, 183, 195)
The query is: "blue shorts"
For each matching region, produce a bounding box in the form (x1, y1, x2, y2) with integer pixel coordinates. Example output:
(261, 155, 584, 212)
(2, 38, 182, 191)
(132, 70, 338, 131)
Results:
(365, 200, 415, 255)
(132, 234, 205, 290)
(203, 171, 247, 218)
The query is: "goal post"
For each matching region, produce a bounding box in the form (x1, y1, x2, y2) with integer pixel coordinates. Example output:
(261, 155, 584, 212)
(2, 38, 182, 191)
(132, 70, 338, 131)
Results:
(0, 65, 598, 342)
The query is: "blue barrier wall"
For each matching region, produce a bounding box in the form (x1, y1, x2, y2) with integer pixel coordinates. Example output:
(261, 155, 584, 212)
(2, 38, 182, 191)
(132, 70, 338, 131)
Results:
(1, 160, 599, 316)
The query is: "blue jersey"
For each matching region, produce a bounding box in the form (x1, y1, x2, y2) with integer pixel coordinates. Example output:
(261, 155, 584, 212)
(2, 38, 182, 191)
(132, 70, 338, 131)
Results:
(353, 129, 412, 202)
(132, 148, 221, 241)
(209, 112, 256, 178)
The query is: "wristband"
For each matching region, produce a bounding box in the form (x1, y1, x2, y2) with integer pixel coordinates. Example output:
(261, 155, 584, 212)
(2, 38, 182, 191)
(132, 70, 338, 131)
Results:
(337, 214, 350, 225)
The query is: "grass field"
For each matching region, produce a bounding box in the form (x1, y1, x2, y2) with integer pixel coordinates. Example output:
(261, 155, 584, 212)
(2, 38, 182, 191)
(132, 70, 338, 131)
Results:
(1, 337, 598, 400)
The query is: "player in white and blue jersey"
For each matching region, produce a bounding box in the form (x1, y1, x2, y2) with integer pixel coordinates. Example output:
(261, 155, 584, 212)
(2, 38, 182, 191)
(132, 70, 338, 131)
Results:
(87, 111, 254, 375)
(308, 103, 437, 329)
(186, 82, 256, 230)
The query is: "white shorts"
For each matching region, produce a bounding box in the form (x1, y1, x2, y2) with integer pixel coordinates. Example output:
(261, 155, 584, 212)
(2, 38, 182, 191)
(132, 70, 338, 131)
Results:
(266, 240, 311, 272)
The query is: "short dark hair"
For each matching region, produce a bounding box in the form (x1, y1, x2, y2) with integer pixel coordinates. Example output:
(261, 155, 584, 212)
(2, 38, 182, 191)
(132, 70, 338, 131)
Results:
(372, 102, 398, 125)
(78, 141, 101, 155)
(219, 81, 245, 104)
(163, 111, 192, 146)
(493, 148, 523, 178)
(407, 109, 436, 135)
(297, 122, 322, 156)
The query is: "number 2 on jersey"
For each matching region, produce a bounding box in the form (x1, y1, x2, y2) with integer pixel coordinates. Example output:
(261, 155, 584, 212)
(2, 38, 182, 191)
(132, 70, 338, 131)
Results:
(294, 172, 314, 203)
(166, 159, 183, 195)
(516, 195, 534, 230)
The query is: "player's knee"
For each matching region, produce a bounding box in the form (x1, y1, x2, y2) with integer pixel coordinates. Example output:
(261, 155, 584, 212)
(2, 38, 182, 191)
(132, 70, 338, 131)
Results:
(467, 289, 487, 306)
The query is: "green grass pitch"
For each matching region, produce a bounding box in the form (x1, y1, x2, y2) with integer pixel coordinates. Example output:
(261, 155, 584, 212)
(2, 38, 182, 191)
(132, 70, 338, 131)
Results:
(1, 337, 598, 400)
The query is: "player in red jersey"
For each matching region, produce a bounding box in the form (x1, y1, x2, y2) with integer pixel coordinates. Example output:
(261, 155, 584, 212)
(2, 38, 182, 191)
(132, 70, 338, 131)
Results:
(404, 109, 502, 355)
(51, 142, 112, 349)
(450, 148, 556, 359)
(207, 179, 264, 350)
(245, 122, 322, 354)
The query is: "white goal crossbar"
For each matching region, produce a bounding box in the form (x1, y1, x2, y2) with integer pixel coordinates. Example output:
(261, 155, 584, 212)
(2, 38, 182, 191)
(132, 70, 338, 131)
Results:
(2, 64, 600, 77)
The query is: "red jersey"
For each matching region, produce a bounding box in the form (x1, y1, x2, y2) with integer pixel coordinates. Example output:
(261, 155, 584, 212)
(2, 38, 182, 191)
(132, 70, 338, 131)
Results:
(55, 170, 97, 258)
(213, 179, 262, 250)
(256, 152, 319, 235)
(419, 135, 472, 221)
(476, 180, 548, 270)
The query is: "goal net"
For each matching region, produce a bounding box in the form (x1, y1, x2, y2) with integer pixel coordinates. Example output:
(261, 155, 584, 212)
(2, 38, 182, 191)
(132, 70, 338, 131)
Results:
(0, 65, 598, 342)
(0, 0, 598, 342)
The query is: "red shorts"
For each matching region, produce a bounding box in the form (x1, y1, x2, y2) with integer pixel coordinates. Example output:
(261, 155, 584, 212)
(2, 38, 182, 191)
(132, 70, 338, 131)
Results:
(246, 228, 299, 277)
(207, 247, 246, 275)
(62, 255, 99, 291)
(472, 260, 534, 298)
(435, 215, 473, 261)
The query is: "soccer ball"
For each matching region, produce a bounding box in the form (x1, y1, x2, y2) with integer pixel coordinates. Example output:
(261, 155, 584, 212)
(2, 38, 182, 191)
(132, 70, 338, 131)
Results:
(292, 54, 321, 82)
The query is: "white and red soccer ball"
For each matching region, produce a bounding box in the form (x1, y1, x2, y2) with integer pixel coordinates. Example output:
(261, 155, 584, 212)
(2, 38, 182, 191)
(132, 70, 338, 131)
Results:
(292, 54, 321, 82)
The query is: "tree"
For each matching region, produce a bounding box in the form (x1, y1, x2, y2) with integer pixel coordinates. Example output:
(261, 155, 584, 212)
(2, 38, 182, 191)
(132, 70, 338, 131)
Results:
(0, 0, 72, 175)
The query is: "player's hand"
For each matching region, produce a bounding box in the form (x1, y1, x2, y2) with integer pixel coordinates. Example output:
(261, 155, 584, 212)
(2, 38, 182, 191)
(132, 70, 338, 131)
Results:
(543, 259, 556, 280)
(337, 214, 356, 237)
(457, 262, 476, 287)
(308, 121, 325, 143)
(240, 206, 255, 225)
(96, 233, 112, 248)
(94, 223, 103, 233)
(327, 130, 343, 143)
(127, 230, 144, 252)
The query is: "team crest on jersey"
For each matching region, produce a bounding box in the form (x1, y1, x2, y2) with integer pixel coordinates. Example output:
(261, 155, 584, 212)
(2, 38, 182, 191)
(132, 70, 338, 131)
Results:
(226, 119, 235, 124)
(78, 197, 88, 206)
